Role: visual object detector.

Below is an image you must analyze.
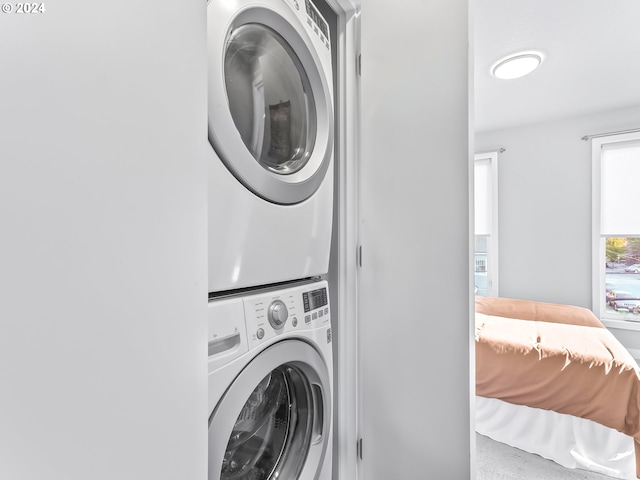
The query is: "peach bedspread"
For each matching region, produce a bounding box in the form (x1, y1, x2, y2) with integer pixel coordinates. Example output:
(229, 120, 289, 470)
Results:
(475, 296, 640, 478)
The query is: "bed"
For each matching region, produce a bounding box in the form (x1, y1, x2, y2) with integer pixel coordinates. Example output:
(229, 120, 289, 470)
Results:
(475, 296, 640, 480)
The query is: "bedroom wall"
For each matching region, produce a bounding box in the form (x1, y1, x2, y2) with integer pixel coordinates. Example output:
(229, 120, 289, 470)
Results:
(475, 105, 640, 354)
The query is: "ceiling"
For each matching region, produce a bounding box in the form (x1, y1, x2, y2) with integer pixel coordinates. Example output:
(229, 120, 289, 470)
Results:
(474, 0, 640, 133)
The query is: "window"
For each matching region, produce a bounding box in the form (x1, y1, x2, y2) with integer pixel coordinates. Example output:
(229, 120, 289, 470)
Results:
(474, 152, 499, 297)
(592, 132, 640, 323)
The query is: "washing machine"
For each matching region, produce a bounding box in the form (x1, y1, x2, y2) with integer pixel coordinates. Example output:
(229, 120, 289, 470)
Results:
(207, 0, 335, 294)
(208, 279, 333, 480)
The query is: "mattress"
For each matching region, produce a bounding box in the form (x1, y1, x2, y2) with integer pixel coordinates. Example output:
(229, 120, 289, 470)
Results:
(475, 296, 640, 479)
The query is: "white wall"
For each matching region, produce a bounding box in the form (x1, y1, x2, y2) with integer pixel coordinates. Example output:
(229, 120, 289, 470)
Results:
(0, 3, 208, 479)
(475, 105, 640, 353)
(359, 0, 472, 478)
(476, 105, 640, 307)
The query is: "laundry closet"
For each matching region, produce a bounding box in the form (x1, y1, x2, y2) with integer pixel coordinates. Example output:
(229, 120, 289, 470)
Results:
(0, 0, 472, 479)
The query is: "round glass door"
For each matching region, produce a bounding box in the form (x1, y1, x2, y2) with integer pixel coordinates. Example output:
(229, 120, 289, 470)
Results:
(225, 24, 317, 176)
(209, 340, 331, 480)
(207, 2, 334, 205)
(221, 366, 313, 479)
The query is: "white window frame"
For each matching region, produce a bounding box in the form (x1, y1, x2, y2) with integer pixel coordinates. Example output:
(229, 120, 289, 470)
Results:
(592, 131, 640, 328)
(474, 151, 499, 297)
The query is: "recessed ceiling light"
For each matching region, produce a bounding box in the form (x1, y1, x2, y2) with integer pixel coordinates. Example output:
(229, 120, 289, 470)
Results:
(492, 53, 542, 80)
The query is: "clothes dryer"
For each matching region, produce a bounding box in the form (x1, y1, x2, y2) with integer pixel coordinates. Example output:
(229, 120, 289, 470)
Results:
(207, 0, 334, 293)
(208, 280, 333, 480)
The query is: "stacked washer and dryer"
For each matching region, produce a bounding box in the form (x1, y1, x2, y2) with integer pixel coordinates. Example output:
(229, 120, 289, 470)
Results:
(206, 0, 335, 478)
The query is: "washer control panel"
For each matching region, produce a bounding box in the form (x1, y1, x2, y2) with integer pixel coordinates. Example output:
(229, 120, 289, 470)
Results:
(244, 280, 330, 349)
(268, 299, 289, 330)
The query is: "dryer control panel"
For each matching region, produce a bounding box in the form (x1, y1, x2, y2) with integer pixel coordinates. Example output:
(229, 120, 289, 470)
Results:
(244, 280, 331, 349)
(304, 0, 330, 47)
(283, 0, 330, 50)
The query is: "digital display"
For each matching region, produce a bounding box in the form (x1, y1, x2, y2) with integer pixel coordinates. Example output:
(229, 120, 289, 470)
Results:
(303, 287, 328, 312)
(305, 0, 329, 38)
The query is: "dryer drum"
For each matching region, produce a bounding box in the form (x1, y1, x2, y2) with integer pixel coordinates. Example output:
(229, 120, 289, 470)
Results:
(268, 101, 292, 162)
(221, 366, 314, 479)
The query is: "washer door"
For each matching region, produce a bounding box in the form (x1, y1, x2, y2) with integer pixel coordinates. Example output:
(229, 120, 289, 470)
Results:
(209, 340, 331, 480)
(207, 1, 333, 205)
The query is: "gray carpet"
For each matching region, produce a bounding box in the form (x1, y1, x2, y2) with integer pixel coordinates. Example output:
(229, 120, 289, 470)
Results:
(476, 433, 617, 480)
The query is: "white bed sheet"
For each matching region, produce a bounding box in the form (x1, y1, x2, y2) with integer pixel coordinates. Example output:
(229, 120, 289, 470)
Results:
(476, 395, 638, 480)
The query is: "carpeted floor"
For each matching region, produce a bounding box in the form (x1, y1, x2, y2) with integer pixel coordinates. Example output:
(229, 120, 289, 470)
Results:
(476, 433, 617, 480)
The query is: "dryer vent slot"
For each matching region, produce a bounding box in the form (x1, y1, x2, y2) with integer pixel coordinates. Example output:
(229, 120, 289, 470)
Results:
(208, 333, 241, 357)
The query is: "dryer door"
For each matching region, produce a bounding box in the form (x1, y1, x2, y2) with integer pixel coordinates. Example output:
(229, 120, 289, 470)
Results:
(209, 340, 331, 480)
(207, 1, 333, 205)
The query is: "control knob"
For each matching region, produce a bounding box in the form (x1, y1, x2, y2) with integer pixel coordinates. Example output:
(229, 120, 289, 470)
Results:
(268, 300, 288, 330)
